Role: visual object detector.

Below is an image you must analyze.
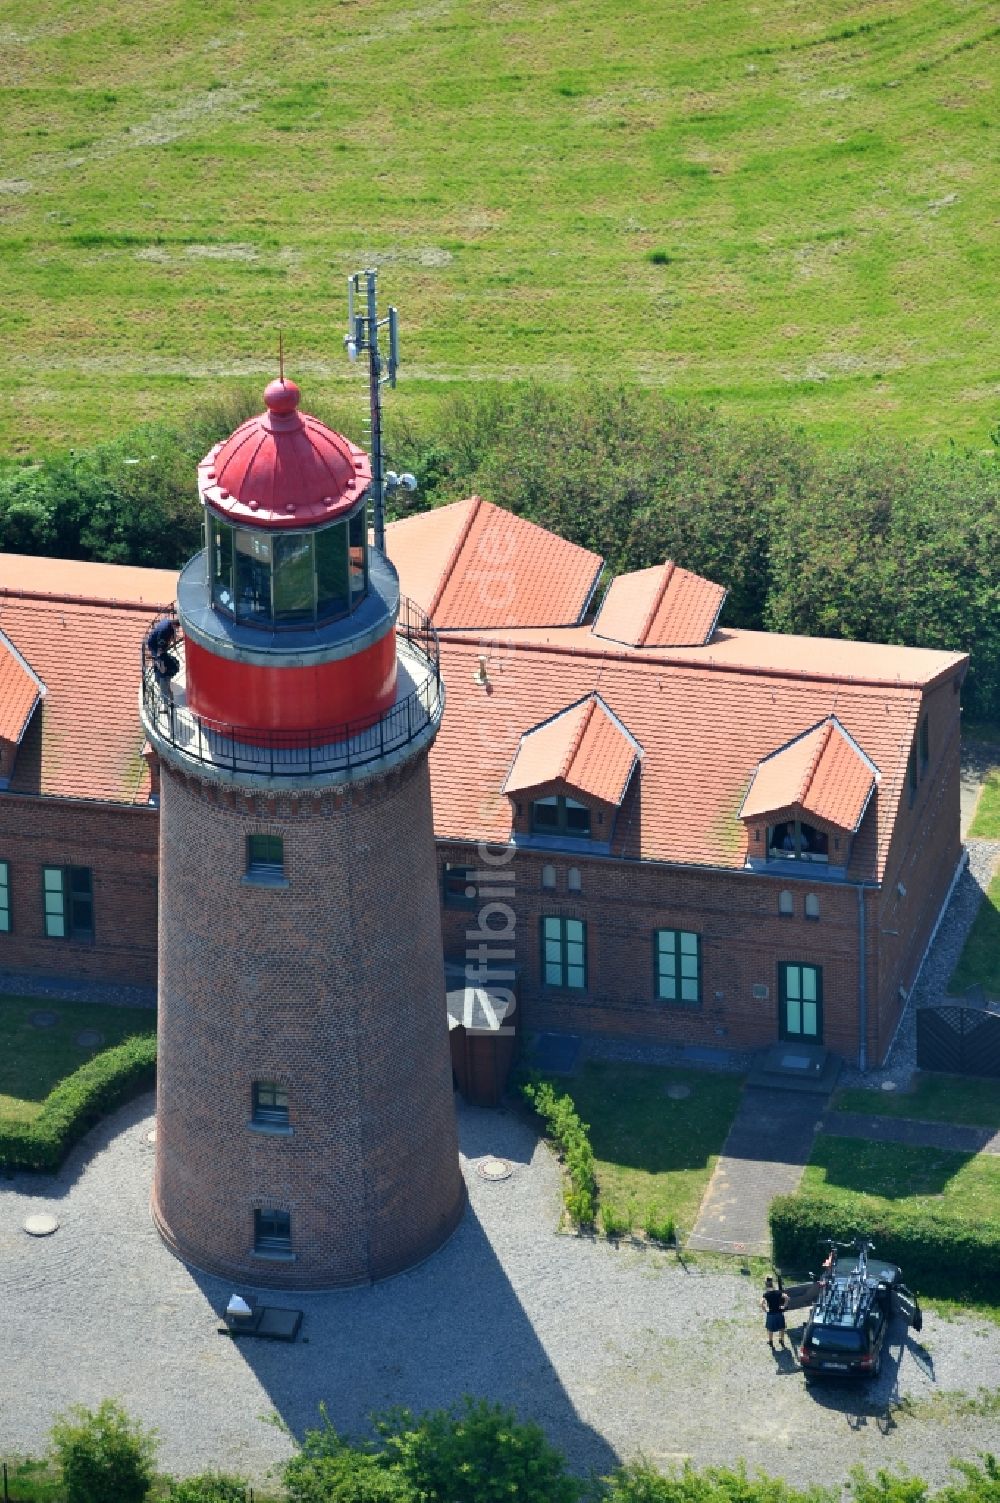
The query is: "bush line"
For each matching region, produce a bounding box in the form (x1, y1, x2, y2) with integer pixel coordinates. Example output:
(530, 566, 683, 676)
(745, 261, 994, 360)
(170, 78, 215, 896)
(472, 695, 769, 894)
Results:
(521, 1077, 599, 1226)
(769, 1191, 1000, 1303)
(0, 1034, 157, 1173)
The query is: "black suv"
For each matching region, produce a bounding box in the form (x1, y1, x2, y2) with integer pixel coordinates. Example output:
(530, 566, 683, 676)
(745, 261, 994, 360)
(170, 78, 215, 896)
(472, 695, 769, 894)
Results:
(795, 1239, 921, 1382)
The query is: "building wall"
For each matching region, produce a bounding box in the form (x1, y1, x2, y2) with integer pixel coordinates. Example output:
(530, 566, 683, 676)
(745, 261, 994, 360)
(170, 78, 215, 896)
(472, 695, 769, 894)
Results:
(439, 842, 866, 1062)
(870, 677, 964, 1063)
(153, 751, 465, 1289)
(0, 794, 158, 987)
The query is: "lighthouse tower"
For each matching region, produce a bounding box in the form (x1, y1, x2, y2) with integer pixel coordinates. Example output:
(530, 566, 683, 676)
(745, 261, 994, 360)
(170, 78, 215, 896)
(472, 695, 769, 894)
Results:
(141, 375, 465, 1288)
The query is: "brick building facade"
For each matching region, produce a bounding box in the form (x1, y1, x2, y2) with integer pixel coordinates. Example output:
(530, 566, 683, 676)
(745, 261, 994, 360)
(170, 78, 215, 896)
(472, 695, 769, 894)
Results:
(0, 495, 968, 1073)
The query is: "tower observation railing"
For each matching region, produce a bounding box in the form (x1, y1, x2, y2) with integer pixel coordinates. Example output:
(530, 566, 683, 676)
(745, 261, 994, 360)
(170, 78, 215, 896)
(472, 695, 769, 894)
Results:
(141, 595, 443, 780)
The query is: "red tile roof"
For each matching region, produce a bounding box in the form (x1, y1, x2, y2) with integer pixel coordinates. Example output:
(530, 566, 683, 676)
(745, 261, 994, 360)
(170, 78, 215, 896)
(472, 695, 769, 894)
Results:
(740, 718, 876, 832)
(593, 562, 727, 648)
(423, 633, 965, 880)
(387, 497, 602, 629)
(0, 557, 175, 803)
(503, 694, 642, 806)
(0, 629, 44, 746)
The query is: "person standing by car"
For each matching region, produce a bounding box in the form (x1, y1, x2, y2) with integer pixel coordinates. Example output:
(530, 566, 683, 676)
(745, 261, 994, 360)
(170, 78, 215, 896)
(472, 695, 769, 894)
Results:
(761, 1276, 789, 1352)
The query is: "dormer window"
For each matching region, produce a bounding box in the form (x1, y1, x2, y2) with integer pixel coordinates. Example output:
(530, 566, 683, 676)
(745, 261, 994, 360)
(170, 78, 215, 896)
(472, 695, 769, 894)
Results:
(767, 820, 829, 863)
(531, 795, 591, 839)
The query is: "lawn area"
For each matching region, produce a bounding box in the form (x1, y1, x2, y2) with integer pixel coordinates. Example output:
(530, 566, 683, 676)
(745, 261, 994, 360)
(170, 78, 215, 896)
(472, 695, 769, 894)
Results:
(559, 1062, 743, 1235)
(948, 871, 1000, 997)
(802, 1135, 1000, 1227)
(0, 995, 156, 1123)
(0, 0, 996, 454)
(969, 770, 1000, 839)
(833, 1072, 1000, 1129)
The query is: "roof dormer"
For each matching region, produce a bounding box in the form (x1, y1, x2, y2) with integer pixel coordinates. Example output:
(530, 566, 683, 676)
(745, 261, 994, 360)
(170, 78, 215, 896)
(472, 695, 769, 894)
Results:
(592, 560, 726, 648)
(739, 717, 878, 874)
(502, 693, 643, 848)
(0, 629, 45, 790)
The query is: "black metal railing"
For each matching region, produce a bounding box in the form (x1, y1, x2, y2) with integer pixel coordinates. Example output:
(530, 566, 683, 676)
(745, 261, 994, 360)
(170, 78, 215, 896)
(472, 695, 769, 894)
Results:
(141, 595, 443, 780)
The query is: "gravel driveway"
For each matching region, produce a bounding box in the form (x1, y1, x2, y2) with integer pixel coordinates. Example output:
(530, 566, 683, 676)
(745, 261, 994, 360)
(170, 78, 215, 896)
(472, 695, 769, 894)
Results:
(1, 1095, 998, 1491)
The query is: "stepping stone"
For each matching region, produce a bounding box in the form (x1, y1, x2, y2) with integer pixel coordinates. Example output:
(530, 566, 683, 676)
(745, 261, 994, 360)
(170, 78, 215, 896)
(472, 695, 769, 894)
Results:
(24, 1213, 59, 1237)
(665, 1083, 692, 1100)
(75, 1029, 104, 1048)
(29, 1010, 59, 1029)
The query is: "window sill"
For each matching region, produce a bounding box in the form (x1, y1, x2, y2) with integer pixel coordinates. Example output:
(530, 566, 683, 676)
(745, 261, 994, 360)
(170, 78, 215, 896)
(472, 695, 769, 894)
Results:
(247, 1121, 293, 1136)
(242, 871, 289, 890)
(250, 1248, 296, 1262)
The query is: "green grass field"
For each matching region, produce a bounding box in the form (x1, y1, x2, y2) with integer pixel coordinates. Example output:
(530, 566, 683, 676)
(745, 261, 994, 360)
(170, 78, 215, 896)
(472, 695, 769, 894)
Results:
(1, 0, 995, 455)
(969, 771, 1000, 838)
(834, 1072, 1000, 1128)
(802, 1135, 999, 1225)
(0, 995, 156, 1123)
(560, 1062, 743, 1235)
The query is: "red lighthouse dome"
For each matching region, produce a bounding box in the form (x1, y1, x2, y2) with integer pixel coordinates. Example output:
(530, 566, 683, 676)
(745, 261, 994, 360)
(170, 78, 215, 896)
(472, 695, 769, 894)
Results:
(172, 378, 403, 744)
(201, 380, 372, 529)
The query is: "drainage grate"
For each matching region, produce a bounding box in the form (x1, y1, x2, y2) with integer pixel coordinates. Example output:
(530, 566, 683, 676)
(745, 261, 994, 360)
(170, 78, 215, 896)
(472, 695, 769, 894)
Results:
(477, 1156, 514, 1182)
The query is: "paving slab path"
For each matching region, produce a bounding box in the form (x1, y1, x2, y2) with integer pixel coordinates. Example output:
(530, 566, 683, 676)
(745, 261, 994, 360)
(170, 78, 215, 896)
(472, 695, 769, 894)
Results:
(687, 1087, 829, 1256)
(821, 1109, 1000, 1156)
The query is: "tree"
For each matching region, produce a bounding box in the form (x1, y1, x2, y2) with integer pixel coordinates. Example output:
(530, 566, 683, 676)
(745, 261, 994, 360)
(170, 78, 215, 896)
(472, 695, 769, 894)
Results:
(49, 1399, 158, 1503)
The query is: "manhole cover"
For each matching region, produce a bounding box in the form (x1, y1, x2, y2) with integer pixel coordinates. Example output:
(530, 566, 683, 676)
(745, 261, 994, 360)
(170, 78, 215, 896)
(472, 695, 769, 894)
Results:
(665, 1084, 692, 1100)
(29, 1010, 59, 1029)
(24, 1213, 59, 1237)
(477, 1156, 513, 1182)
(881, 1080, 898, 1092)
(75, 1029, 103, 1048)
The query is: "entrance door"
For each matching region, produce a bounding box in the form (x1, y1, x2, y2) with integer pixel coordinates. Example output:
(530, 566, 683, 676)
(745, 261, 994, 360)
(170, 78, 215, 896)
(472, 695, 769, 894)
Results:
(779, 963, 823, 1042)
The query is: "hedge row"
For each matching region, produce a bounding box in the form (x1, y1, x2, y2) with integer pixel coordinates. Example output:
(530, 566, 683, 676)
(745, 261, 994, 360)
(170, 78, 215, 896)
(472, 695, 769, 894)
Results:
(521, 1077, 599, 1226)
(0, 1035, 157, 1173)
(769, 1191, 1000, 1304)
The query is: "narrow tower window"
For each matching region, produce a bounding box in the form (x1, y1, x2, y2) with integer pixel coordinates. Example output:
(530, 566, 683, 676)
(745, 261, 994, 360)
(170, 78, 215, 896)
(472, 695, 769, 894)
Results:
(0, 860, 9, 932)
(253, 1208, 292, 1255)
(246, 834, 284, 880)
(252, 1082, 290, 1127)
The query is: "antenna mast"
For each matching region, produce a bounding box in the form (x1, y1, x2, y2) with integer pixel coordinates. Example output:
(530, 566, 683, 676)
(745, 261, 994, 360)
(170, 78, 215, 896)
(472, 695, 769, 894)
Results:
(344, 268, 401, 555)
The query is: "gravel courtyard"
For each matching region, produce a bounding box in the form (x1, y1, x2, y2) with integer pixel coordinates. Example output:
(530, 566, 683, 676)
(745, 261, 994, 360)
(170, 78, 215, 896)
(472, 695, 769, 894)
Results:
(1, 1094, 998, 1491)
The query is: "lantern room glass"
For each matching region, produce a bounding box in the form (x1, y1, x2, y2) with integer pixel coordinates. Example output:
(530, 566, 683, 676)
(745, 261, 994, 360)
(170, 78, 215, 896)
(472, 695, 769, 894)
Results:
(207, 505, 368, 628)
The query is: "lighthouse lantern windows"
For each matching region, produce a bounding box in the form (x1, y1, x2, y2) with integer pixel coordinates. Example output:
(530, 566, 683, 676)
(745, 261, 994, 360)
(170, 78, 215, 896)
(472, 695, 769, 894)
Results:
(207, 504, 369, 629)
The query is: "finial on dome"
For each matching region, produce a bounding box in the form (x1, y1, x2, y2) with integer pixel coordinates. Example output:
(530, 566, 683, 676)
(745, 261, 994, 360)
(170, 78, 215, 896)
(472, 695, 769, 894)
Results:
(264, 377, 301, 415)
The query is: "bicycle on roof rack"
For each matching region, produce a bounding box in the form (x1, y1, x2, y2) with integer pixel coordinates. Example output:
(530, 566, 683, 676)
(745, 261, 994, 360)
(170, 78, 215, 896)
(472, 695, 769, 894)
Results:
(794, 1235, 922, 1383)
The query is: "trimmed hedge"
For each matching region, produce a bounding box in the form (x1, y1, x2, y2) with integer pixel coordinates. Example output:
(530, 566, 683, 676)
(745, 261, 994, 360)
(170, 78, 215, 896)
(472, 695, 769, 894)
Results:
(770, 1191, 1000, 1304)
(521, 1077, 599, 1226)
(0, 1034, 157, 1172)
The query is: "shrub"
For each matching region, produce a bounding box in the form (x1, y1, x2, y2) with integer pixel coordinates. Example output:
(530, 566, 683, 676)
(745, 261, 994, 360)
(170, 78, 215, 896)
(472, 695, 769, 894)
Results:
(285, 1413, 413, 1503)
(380, 1398, 580, 1503)
(521, 1076, 599, 1227)
(166, 1474, 250, 1503)
(0, 1035, 157, 1172)
(643, 1207, 676, 1246)
(49, 1399, 157, 1503)
(600, 1202, 630, 1239)
(603, 1461, 836, 1503)
(769, 1192, 1000, 1303)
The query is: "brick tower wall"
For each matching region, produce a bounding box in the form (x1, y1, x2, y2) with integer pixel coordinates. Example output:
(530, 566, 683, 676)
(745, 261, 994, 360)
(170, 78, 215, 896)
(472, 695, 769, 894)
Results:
(152, 752, 465, 1289)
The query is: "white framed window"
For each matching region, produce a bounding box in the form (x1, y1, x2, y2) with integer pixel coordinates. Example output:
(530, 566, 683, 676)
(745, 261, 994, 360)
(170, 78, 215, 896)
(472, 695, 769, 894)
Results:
(567, 866, 582, 893)
(779, 890, 794, 916)
(541, 863, 556, 891)
(805, 893, 820, 919)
